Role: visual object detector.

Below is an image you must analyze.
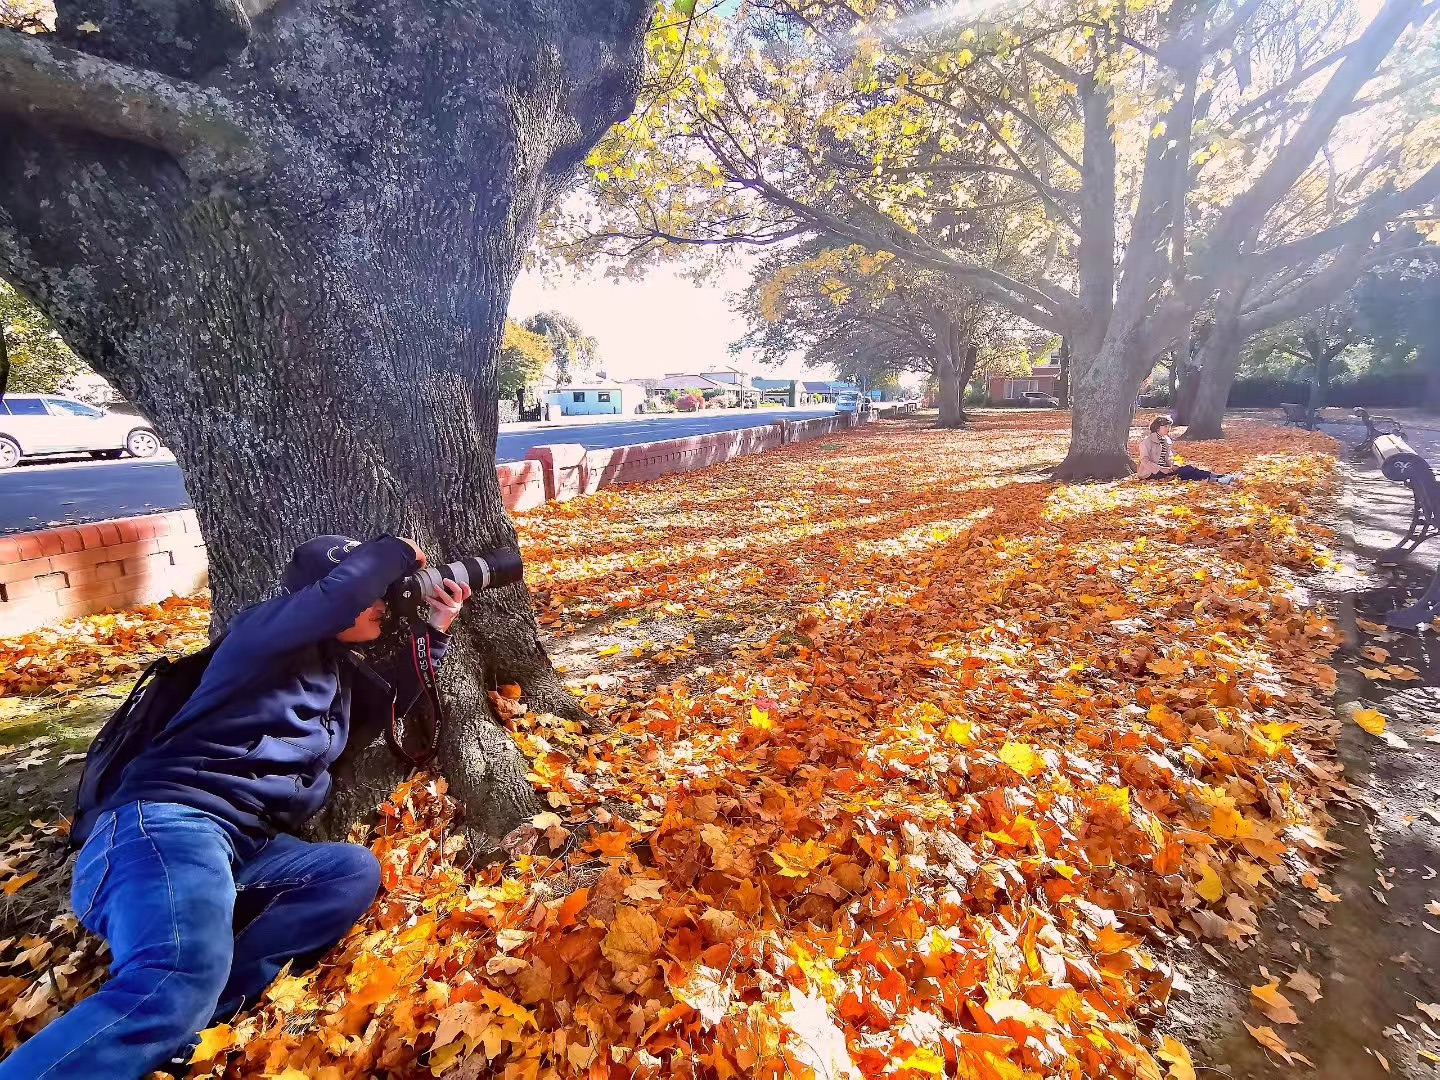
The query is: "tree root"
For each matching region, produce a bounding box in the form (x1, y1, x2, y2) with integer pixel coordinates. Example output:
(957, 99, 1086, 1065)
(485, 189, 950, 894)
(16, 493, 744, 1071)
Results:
(1050, 451, 1137, 482)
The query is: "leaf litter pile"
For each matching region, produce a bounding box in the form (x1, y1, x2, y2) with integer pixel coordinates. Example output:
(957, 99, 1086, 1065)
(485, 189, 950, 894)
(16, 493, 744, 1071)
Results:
(0, 413, 1351, 1078)
(0, 595, 210, 698)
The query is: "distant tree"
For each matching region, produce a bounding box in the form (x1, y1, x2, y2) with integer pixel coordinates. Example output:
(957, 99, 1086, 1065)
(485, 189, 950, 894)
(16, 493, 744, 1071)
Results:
(732, 243, 1002, 427)
(1240, 304, 1358, 411)
(1353, 245, 1440, 410)
(522, 311, 599, 387)
(0, 279, 87, 395)
(499, 319, 553, 397)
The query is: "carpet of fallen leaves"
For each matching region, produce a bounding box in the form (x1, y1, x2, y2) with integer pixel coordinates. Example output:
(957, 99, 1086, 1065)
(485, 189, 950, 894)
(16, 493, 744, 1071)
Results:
(0, 595, 210, 698)
(0, 413, 1350, 1079)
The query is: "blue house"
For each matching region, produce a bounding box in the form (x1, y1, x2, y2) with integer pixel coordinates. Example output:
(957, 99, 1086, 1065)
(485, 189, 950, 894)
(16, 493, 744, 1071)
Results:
(545, 380, 644, 416)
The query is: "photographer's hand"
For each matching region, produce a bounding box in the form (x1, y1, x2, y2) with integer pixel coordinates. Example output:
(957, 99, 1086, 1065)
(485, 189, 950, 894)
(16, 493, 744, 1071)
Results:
(425, 579, 471, 633)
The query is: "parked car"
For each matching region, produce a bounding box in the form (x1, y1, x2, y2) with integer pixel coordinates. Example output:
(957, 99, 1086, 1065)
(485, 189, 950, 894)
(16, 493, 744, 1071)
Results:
(1020, 391, 1060, 408)
(0, 394, 162, 470)
(834, 390, 863, 414)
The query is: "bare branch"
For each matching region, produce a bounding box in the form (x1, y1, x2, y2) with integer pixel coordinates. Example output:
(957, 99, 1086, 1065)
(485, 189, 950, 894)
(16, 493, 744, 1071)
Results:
(1206, 0, 1425, 256)
(0, 29, 266, 180)
(1246, 162, 1440, 277)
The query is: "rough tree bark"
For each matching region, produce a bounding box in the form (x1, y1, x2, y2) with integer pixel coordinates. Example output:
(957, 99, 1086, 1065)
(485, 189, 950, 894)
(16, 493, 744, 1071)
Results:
(933, 314, 970, 428)
(1181, 296, 1245, 441)
(1052, 335, 1145, 479)
(0, 0, 651, 849)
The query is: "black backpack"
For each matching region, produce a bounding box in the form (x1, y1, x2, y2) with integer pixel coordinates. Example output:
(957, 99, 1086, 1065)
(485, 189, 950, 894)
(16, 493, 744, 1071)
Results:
(70, 641, 221, 848)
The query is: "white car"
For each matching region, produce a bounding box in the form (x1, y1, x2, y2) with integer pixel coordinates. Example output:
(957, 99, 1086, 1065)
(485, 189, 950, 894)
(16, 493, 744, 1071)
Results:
(0, 394, 161, 470)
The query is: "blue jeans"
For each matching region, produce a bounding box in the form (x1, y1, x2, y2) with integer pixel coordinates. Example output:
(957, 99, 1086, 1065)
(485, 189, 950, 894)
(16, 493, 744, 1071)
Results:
(1151, 464, 1216, 481)
(0, 801, 380, 1079)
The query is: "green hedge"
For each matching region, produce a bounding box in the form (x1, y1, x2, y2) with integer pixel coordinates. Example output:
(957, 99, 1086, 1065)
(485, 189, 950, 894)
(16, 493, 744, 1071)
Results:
(1228, 371, 1430, 408)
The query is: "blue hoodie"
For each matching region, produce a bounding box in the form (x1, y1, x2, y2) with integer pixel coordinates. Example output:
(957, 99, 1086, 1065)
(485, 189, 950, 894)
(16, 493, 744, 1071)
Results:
(104, 535, 447, 849)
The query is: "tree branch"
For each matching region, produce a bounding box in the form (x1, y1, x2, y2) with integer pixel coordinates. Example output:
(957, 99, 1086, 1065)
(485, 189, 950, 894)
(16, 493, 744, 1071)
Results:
(0, 29, 267, 180)
(1239, 241, 1372, 334)
(1245, 161, 1440, 277)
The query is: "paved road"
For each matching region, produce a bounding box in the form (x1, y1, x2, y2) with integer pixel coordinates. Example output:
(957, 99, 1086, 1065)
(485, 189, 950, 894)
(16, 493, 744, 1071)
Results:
(0, 407, 836, 534)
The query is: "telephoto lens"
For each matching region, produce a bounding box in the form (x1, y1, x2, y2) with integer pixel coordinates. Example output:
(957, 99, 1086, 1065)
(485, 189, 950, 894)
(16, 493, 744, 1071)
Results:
(386, 547, 524, 623)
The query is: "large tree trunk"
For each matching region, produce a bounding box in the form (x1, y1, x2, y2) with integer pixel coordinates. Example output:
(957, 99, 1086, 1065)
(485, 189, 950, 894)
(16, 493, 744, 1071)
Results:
(1308, 348, 1331, 415)
(1052, 334, 1145, 480)
(934, 319, 967, 428)
(1182, 307, 1245, 441)
(935, 359, 964, 427)
(0, 0, 650, 850)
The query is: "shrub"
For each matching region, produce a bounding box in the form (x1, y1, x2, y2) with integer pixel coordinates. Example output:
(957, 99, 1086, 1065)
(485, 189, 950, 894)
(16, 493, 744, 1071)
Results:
(1227, 370, 1429, 408)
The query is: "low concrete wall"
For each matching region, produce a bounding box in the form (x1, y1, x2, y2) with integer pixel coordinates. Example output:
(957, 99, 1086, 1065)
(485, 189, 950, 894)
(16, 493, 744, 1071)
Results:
(536, 421, 791, 494)
(496, 460, 546, 512)
(0, 510, 207, 636)
(0, 412, 870, 635)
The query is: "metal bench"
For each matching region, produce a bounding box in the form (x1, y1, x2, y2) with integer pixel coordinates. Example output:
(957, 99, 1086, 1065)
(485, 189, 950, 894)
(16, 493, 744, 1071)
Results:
(1351, 407, 1405, 461)
(1372, 433, 1440, 629)
(1281, 402, 1319, 429)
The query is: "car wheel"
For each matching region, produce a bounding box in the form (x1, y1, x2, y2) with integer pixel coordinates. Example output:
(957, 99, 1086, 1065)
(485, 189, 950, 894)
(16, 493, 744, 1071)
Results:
(0, 437, 20, 470)
(126, 428, 160, 458)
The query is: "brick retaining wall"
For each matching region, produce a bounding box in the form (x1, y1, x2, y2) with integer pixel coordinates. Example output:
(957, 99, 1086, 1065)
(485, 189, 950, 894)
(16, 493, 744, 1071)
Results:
(0, 510, 207, 636)
(0, 411, 868, 636)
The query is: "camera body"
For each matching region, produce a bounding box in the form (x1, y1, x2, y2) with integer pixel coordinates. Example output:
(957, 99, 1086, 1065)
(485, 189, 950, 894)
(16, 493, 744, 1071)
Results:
(385, 548, 524, 623)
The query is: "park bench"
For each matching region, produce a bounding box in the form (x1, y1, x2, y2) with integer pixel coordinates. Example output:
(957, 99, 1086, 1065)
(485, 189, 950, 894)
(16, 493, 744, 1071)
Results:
(1351, 406, 1405, 461)
(1371, 433, 1440, 630)
(1280, 402, 1319, 429)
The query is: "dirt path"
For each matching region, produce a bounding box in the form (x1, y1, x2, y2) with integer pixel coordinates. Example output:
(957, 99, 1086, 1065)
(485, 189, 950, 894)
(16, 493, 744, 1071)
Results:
(1172, 428, 1440, 1078)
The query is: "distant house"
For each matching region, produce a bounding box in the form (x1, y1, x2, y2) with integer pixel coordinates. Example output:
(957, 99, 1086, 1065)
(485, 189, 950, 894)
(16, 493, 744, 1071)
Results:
(800, 381, 841, 402)
(753, 377, 795, 404)
(986, 364, 1062, 402)
(690, 367, 749, 386)
(545, 379, 645, 416)
(650, 374, 760, 406)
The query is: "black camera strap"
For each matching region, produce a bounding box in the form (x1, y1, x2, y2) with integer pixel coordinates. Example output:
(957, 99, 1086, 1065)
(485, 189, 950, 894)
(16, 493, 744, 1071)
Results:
(388, 627, 445, 767)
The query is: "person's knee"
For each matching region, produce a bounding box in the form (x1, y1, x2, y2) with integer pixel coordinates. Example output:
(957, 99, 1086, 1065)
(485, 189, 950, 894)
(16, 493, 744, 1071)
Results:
(327, 844, 381, 919)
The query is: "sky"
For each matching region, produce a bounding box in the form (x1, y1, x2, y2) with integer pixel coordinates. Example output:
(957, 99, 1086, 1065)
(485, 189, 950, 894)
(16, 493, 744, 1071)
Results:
(507, 261, 834, 383)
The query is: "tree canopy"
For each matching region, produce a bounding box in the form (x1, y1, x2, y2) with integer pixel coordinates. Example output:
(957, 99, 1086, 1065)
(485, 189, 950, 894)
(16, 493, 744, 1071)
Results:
(0, 279, 86, 395)
(551, 0, 1440, 463)
(500, 319, 554, 396)
(522, 310, 600, 388)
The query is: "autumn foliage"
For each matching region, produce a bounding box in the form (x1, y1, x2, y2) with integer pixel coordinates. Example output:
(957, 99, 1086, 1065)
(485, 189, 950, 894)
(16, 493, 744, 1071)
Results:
(0, 413, 1347, 1078)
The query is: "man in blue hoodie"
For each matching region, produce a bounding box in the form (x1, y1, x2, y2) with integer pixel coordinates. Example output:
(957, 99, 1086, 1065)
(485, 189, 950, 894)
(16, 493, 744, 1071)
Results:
(0, 533, 470, 1079)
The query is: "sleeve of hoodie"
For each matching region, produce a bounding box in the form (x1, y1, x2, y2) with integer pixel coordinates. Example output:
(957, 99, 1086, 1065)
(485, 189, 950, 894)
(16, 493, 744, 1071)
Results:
(226, 536, 420, 658)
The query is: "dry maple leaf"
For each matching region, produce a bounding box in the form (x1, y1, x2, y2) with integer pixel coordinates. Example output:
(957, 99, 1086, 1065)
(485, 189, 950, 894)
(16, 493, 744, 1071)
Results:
(1352, 708, 1387, 736)
(1157, 1035, 1196, 1080)
(189, 1023, 236, 1063)
(600, 906, 661, 979)
(778, 985, 862, 1080)
(1287, 969, 1323, 1003)
(997, 740, 1044, 778)
(1245, 1022, 1313, 1067)
(1251, 978, 1300, 1024)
